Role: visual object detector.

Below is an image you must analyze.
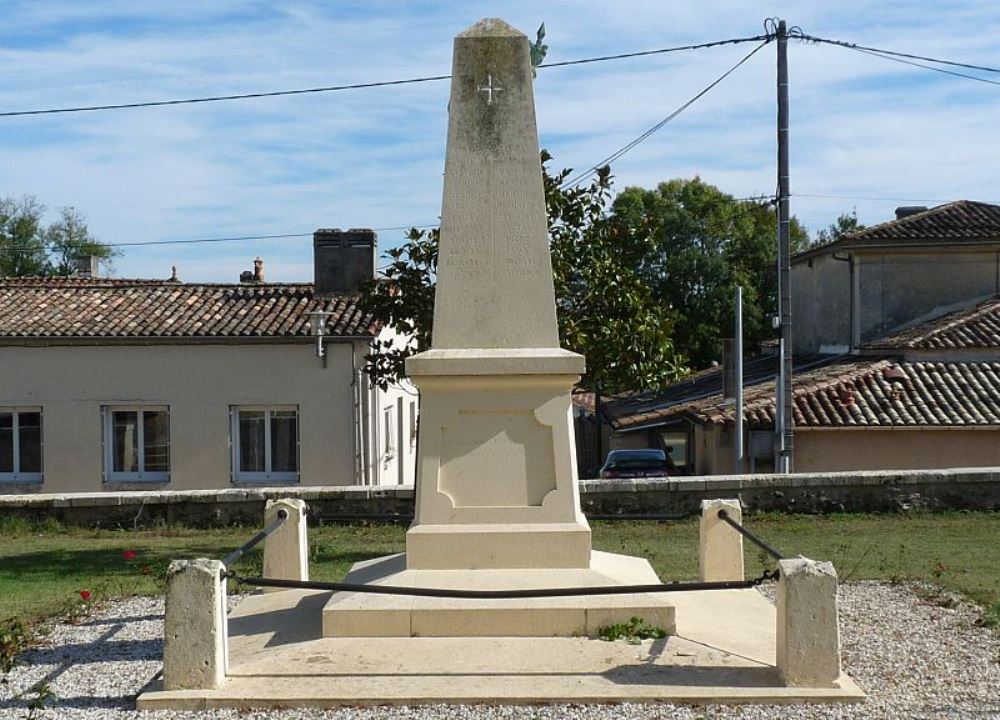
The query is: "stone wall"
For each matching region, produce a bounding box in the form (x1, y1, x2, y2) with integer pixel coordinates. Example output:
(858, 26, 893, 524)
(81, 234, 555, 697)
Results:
(1, 467, 997, 527)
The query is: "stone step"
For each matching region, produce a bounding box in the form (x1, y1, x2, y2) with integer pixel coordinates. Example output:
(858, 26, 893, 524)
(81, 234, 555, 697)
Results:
(321, 550, 676, 638)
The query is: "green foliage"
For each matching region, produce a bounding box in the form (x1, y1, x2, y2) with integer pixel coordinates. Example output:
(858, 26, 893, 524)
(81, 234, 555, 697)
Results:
(26, 679, 55, 717)
(814, 210, 865, 246)
(0, 615, 32, 673)
(358, 153, 685, 393)
(358, 227, 438, 390)
(596, 615, 667, 643)
(608, 177, 809, 369)
(0, 195, 116, 277)
(978, 601, 1000, 629)
(546, 154, 683, 392)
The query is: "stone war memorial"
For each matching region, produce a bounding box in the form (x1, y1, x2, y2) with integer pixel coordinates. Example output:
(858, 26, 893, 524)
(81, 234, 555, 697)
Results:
(138, 18, 864, 709)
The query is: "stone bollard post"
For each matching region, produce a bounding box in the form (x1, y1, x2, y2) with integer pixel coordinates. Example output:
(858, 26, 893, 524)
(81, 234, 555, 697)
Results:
(163, 559, 228, 690)
(699, 499, 744, 582)
(262, 498, 309, 592)
(776, 557, 841, 687)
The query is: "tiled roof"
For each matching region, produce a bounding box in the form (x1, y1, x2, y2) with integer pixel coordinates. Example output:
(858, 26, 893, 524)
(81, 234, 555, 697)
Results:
(866, 296, 1000, 350)
(0, 277, 378, 339)
(795, 200, 1000, 260)
(608, 358, 1000, 430)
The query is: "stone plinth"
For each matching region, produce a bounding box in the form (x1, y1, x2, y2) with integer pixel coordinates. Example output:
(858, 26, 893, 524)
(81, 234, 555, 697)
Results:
(162, 559, 228, 690)
(699, 499, 744, 582)
(262, 498, 309, 591)
(776, 557, 842, 687)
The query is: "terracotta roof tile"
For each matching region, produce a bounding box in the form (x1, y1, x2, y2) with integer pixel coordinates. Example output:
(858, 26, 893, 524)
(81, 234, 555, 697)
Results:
(0, 277, 378, 339)
(795, 200, 1000, 260)
(866, 296, 1000, 350)
(610, 358, 1000, 430)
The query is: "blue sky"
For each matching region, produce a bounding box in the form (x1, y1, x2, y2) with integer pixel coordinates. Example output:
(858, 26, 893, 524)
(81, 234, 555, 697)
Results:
(1, 1, 998, 282)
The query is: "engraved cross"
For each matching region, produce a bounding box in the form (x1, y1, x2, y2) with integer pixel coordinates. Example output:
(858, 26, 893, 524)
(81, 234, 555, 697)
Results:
(477, 74, 502, 105)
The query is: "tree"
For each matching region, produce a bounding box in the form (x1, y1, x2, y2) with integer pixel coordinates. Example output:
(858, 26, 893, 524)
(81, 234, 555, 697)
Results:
(814, 210, 865, 245)
(608, 178, 809, 369)
(0, 196, 115, 277)
(0, 196, 48, 277)
(545, 155, 682, 393)
(359, 154, 685, 393)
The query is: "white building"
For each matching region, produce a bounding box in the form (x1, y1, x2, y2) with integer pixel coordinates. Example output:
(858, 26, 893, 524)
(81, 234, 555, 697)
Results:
(0, 229, 417, 494)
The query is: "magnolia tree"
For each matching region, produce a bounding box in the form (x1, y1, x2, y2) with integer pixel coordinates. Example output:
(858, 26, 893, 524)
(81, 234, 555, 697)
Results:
(358, 153, 684, 395)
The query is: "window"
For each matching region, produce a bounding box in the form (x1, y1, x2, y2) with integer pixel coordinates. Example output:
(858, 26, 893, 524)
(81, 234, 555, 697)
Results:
(383, 407, 395, 458)
(231, 406, 299, 483)
(409, 400, 417, 448)
(102, 406, 170, 483)
(660, 430, 691, 475)
(0, 409, 43, 483)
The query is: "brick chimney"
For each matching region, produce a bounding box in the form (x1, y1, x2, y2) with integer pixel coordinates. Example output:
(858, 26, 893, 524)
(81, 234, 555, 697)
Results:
(313, 229, 376, 295)
(895, 206, 928, 220)
(73, 255, 100, 278)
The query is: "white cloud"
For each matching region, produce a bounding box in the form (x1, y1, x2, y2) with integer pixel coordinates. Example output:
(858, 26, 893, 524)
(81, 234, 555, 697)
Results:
(0, 1, 998, 281)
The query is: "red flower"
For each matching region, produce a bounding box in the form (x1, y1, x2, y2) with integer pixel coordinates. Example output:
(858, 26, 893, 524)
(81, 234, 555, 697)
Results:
(79, 590, 92, 601)
(123, 550, 137, 561)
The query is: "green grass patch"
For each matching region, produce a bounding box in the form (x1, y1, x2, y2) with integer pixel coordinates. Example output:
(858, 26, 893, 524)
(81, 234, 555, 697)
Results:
(596, 616, 668, 644)
(0, 512, 996, 629)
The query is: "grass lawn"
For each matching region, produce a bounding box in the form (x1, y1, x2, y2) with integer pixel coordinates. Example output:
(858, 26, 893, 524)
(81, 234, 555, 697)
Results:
(1, 512, 997, 628)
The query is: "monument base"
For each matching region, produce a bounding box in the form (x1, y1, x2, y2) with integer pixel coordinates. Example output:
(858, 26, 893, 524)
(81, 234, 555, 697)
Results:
(322, 550, 676, 638)
(406, 522, 592, 569)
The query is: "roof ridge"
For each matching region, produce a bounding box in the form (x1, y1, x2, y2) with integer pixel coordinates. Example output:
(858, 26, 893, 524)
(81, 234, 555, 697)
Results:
(839, 200, 966, 242)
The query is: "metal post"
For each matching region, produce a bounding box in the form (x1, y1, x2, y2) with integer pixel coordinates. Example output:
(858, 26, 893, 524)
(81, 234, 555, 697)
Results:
(775, 19, 794, 473)
(594, 381, 603, 475)
(734, 285, 744, 474)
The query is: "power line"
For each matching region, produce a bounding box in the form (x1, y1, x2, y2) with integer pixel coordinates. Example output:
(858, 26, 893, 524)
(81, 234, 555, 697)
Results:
(801, 35, 1000, 87)
(794, 192, 1000, 205)
(0, 223, 439, 252)
(0, 35, 771, 119)
(799, 34, 1000, 75)
(560, 39, 772, 189)
(539, 34, 771, 69)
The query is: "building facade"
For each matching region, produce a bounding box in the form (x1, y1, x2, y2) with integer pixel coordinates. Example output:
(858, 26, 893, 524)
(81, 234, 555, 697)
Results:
(595, 202, 1000, 475)
(0, 230, 418, 494)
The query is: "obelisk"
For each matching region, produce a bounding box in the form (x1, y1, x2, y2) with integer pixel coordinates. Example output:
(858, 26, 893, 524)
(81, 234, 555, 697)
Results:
(323, 19, 675, 638)
(405, 17, 591, 569)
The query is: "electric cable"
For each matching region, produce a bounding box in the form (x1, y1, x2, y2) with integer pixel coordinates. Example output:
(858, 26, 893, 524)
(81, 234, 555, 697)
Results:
(0, 35, 771, 118)
(559, 39, 771, 190)
(799, 34, 1000, 75)
(797, 35, 1000, 85)
(0, 224, 438, 252)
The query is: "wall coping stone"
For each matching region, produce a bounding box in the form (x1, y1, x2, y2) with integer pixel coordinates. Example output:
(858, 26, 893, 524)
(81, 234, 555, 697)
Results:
(2, 467, 997, 516)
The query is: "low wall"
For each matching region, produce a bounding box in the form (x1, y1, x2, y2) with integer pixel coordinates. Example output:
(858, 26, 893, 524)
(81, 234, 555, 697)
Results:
(1, 467, 998, 527)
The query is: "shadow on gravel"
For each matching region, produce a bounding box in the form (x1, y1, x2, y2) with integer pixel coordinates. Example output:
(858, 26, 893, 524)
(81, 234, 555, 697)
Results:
(20, 637, 161, 665)
(0, 694, 136, 711)
(77, 613, 164, 626)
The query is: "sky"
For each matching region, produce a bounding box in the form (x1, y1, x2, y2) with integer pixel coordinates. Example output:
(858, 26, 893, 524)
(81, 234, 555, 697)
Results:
(1, 1, 998, 282)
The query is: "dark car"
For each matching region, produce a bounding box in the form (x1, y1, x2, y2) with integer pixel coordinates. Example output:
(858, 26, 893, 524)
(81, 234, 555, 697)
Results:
(598, 449, 671, 479)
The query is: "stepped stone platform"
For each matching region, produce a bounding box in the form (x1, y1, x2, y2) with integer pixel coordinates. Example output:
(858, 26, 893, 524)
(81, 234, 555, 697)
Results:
(322, 550, 676, 637)
(137, 586, 864, 709)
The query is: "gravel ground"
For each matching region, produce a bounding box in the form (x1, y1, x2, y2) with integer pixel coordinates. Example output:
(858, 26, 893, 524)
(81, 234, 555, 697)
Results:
(1, 582, 997, 719)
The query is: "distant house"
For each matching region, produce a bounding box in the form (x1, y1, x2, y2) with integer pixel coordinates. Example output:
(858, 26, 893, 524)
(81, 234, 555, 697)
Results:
(595, 202, 1000, 474)
(0, 229, 417, 494)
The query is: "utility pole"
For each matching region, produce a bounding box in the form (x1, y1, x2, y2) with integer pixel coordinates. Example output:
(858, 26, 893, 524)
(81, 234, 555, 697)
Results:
(775, 19, 794, 473)
(734, 285, 744, 474)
